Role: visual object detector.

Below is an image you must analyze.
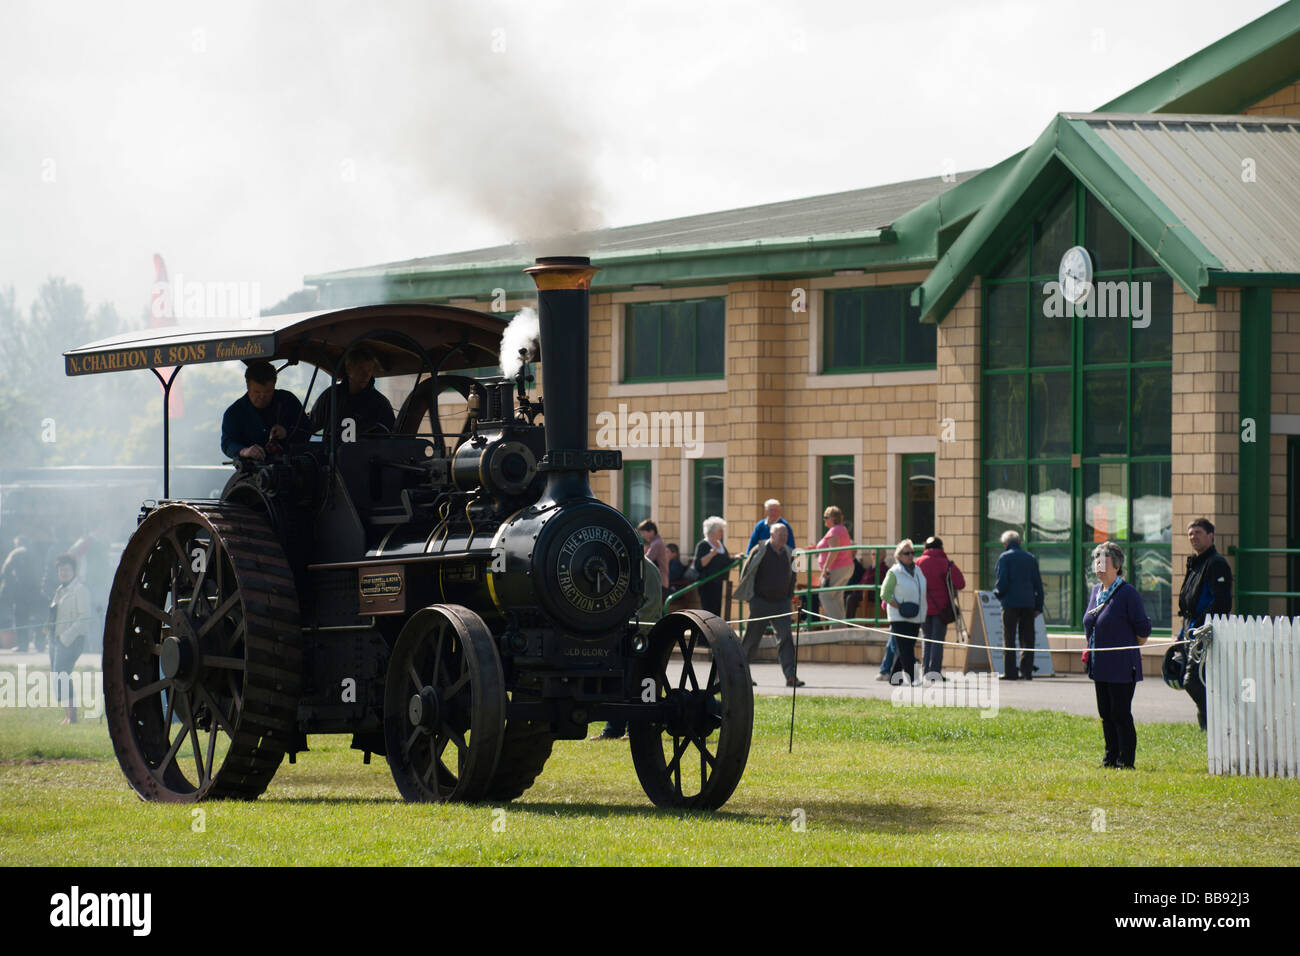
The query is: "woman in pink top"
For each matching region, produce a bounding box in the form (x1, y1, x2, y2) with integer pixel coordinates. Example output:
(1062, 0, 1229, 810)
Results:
(814, 506, 854, 623)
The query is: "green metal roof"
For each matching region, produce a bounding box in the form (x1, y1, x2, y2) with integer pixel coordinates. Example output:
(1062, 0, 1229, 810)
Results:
(306, 173, 980, 302)
(1098, 1, 1300, 114)
(913, 112, 1300, 323)
(1086, 114, 1300, 274)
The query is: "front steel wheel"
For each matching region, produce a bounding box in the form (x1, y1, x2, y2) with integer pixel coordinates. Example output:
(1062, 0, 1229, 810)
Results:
(383, 605, 506, 802)
(102, 503, 301, 802)
(629, 610, 753, 810)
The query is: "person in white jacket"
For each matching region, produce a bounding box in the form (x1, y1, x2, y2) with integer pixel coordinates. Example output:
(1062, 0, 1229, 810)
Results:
(880, 539, 927, 686)
(49, 554, 91, 724)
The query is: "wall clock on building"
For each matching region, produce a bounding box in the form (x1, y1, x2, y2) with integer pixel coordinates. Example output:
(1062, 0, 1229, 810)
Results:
(1059, 245, 1093, 305)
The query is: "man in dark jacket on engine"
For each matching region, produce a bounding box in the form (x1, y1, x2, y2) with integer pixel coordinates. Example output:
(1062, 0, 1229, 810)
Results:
(220, 361, 309, 462)
(309, 346, 395, 440)
(1177, 518, 1233, 730)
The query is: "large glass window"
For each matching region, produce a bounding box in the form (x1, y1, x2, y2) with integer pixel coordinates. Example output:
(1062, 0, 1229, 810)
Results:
(981, 180, 1172, 629)
(624, 298, 725, 382)
(824, 284, 935, 372)
(622, 460, 652, 527)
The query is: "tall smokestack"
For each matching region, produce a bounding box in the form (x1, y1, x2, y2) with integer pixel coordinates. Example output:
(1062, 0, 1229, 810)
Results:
(524, 256, 599, 503)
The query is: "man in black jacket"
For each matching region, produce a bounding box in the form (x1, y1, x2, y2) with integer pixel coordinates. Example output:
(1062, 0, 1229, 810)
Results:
(309, 347, 395, 439)
(1177, 518, 1233, 730)
(220, 361, 310, 461)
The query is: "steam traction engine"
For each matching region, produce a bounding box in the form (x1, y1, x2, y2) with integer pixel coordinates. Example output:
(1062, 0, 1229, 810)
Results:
(72, 257, 753, 809)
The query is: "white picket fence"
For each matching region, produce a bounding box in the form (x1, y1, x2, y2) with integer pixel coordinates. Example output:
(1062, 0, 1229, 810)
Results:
(1203, 614, 1300, 777)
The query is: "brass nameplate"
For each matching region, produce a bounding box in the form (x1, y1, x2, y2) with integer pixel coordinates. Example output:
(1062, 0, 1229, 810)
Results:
(359, 568, 405, 614)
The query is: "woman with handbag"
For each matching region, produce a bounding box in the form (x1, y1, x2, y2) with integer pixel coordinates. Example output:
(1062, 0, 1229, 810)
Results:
(916, 536, 965, 683)
(880, 539, 927, 686)
(1083, 540, 1151, 769)
(692, 516, 732, 616)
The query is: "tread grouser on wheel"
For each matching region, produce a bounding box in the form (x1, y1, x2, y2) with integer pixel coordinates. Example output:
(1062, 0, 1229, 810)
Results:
(102, 503, 302, 802)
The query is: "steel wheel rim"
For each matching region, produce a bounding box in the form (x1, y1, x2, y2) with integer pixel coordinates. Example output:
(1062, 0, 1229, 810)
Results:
(106, 511, 245, 798)
(630, 611, 753, 809)
(383, 605, 505, 803)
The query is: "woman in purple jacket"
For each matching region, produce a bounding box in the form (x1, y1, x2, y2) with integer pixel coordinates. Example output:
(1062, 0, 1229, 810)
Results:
(1082, 541, 1151, 769)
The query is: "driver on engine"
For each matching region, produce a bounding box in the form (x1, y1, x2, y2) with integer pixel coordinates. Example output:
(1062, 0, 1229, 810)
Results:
(308, 346, 395, 440)
(220, 360, 309, 462)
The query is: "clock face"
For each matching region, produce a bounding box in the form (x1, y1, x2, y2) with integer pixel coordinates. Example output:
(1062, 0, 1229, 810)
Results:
(1059, 246, 1093, 305)
(554, 525, 631, 614)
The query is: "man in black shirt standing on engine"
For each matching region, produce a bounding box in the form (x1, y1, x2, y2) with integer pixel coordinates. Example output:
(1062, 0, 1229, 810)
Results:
(1177, 517, 1233, 730)
(309, 346, 395, 440)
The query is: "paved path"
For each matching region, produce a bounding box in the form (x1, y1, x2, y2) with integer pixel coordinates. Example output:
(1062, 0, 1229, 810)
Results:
(1, 649, 1200, 725)
(746, 661, 1197, 724)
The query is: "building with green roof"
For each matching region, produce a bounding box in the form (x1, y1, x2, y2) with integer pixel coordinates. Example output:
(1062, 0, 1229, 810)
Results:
(308, 1, 1300, 652)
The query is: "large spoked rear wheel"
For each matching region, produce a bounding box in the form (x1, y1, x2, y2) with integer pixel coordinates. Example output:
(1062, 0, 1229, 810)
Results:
(629, 610, 753, 810)
(383, 605, 506, 802)
(103, 503, 301, 802)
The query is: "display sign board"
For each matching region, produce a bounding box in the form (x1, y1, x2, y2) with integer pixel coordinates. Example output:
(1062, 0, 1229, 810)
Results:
(965, 590, 1055, 676)
(64, 334, 276, 376)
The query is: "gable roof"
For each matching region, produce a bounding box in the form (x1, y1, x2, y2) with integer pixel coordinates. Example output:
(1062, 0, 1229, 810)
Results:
(912, 112, 1300, 324)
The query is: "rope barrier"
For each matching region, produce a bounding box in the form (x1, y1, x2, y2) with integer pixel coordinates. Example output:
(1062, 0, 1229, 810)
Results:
(724, 606, 1188, 653)
(0, 614, 98, 634)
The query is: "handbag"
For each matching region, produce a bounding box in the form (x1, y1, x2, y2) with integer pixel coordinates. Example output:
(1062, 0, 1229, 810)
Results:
(940, 564, 956, 624)
(898, 601, 920, 618)
(684, 563, 700, 583)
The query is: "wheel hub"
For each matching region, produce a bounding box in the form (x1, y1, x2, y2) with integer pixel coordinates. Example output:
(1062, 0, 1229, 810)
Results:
(160, 635, 197, 685)
(408, 686, 441, 732)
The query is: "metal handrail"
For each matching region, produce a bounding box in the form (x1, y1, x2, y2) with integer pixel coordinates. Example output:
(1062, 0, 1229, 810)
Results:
(1226, 545, 1300, 610)
(661, 553, 737, 612)
(738, 541, 900, 631)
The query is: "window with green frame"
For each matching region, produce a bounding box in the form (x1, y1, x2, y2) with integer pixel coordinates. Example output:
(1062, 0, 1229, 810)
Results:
(821, 455, 854, 536)
(624, 298, 725, 382)
(622, 460, 652, 527)
(982, 181, 1173, 630)
(901, 454, 935, 544)
(693, 458, 724, 545)
(824, 284, 935, 372)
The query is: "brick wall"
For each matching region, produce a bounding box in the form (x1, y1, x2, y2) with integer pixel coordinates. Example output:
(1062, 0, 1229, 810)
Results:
(1244, 80, 1300, 116)
(1170, 287, 1240, 621)
(934, 278, 981, 590)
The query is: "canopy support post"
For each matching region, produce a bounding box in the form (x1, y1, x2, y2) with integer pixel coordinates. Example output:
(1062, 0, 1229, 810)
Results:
(150, 365, 183, 499)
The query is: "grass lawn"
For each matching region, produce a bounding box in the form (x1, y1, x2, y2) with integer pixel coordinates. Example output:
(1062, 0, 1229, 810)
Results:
(1, 674, 1296, 866)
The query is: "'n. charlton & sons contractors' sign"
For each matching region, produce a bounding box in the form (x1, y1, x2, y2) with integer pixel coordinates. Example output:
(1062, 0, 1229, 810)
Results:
(65, 335, 276, 376)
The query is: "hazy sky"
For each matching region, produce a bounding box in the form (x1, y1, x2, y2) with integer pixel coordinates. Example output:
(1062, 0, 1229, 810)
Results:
(0, 0, 1284, 322)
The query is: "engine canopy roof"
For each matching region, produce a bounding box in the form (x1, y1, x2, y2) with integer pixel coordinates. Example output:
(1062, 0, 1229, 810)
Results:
(63, 303, 507, 378)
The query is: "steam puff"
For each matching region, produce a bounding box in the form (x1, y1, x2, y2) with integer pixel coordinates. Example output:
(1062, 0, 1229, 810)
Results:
(500, 307, 539, 379)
